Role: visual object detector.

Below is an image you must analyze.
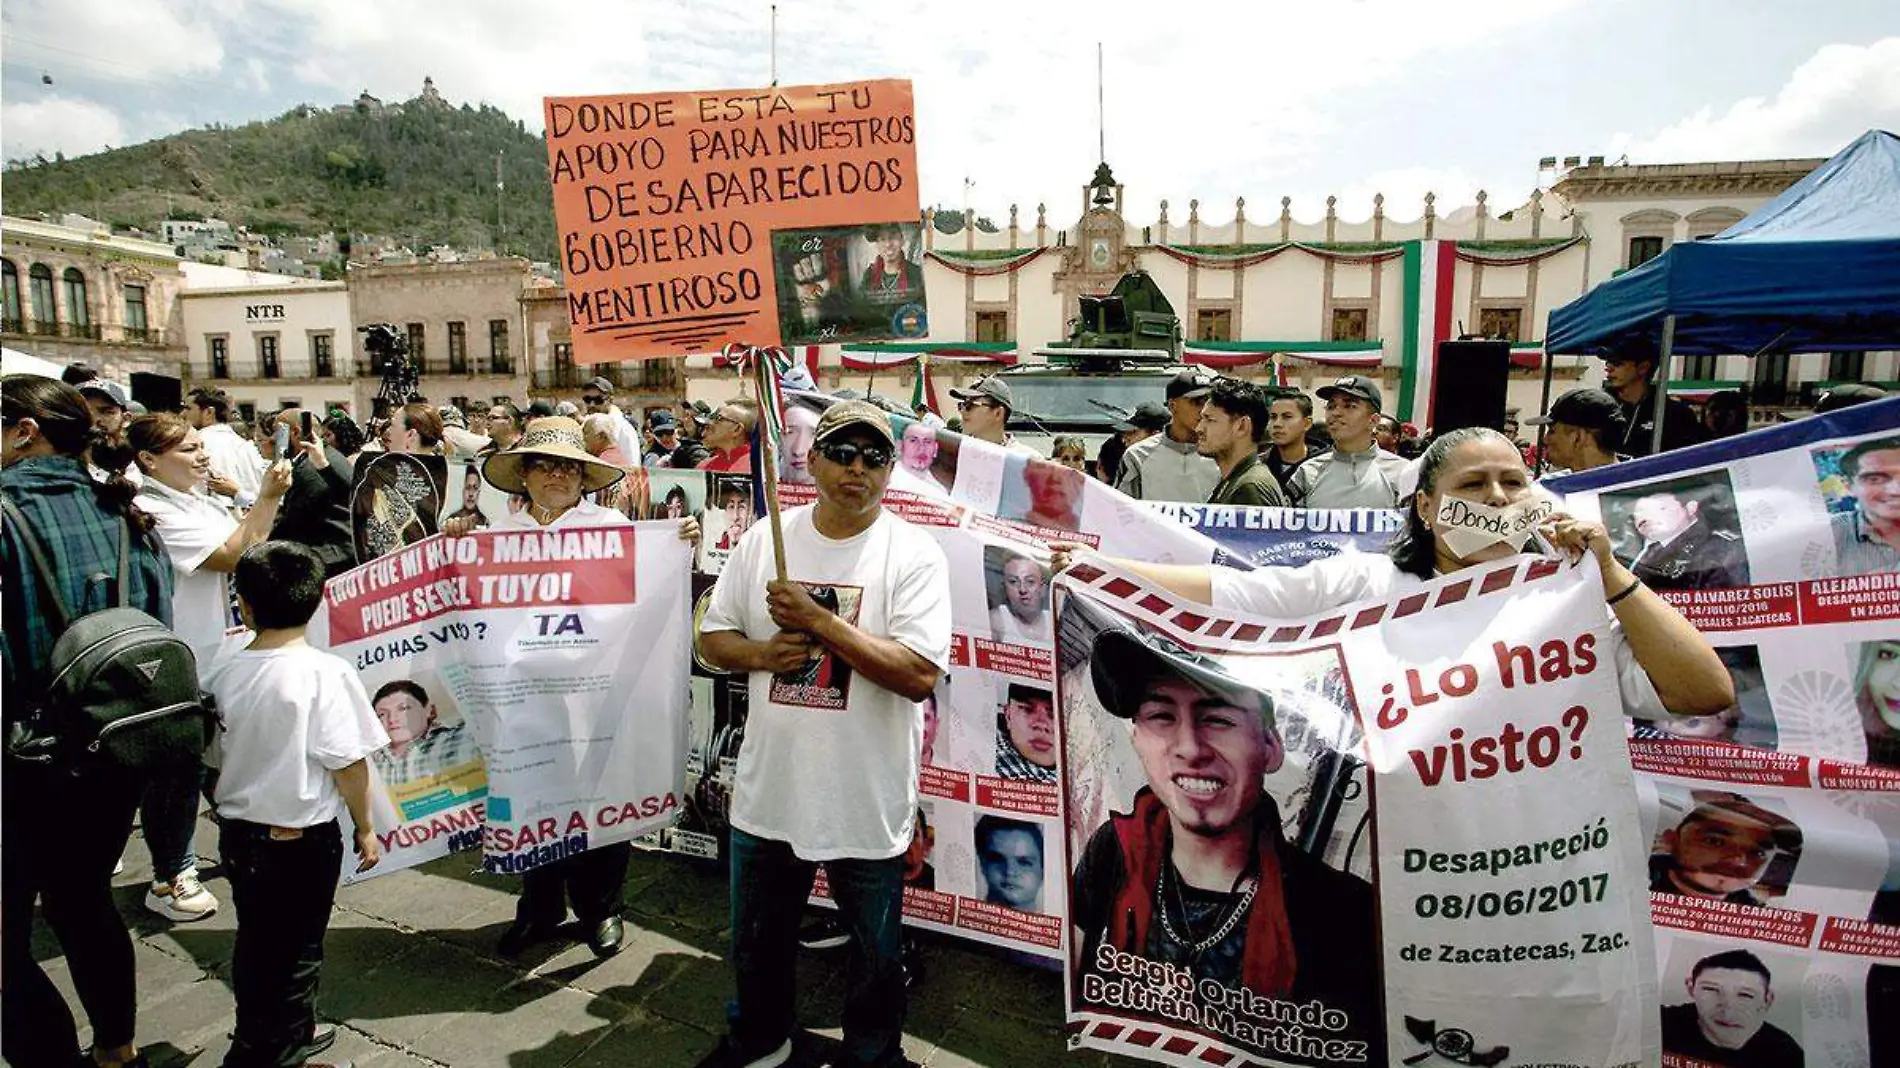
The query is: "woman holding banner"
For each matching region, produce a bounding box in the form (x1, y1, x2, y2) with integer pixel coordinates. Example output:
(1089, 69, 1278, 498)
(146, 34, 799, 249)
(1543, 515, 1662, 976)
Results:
(450, 416, 698, 958)
(1054, 427, 1735, 721)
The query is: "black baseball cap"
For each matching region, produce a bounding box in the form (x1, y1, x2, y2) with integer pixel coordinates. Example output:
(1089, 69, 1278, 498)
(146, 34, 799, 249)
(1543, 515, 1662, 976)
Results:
(949, 376, 1015, 411)
(1524, 388, 1624, 432)
(1316, 375, 1383, 412)
(1166, 369, 1214, 402)
(1090, 628, 1275, 730)
(1113, 401, 1171, 433)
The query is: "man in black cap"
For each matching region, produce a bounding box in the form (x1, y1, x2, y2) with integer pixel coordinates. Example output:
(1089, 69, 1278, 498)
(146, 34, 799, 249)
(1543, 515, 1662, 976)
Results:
(1599, 346, 1708, 458)
(643, 409, 680, 467)
(1114, 369, 1219, 502)
(948, 376, 1038, 455)
(670, 401, 715, 469)
(1070, 628, 1379, 1056)
(1527, 388, 1628, 474)
(1113, 400, 1169, 448)
(1287, 375, 1408, 509)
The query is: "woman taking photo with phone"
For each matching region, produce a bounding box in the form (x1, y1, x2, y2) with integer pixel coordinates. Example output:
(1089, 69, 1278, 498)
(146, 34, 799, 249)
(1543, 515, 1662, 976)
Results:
(124, 413, 294, 927)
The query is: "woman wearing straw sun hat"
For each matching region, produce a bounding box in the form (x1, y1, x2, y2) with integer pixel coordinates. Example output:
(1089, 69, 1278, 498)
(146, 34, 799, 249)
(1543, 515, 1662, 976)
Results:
(443, 416, 699, 957)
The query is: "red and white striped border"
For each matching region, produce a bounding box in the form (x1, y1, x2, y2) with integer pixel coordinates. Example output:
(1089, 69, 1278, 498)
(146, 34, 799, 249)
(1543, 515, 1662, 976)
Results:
(1071, 1016, 1252, 1067)
(1063, 555, 1565, 653)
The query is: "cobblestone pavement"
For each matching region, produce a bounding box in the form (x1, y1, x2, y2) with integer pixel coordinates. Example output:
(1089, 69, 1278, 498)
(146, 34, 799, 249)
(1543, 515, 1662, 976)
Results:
(28, 816, 1148, 1067)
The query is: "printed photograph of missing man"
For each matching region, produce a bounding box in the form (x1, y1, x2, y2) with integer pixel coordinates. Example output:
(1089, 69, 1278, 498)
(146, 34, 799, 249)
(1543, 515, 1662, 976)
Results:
(1598, 469, 1751, 591)
(984, 545, 1052, 649)
(1058, 601, 1379, 1059)
(1649, 787, 1803, 909)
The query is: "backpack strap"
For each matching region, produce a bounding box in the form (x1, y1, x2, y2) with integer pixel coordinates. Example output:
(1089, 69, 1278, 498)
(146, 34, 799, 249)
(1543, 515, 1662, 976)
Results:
(115, 517, 131, 610)
(0, 495, 75, 633)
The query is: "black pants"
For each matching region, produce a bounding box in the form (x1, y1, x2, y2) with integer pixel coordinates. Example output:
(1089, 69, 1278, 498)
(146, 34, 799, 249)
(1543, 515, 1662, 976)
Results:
(516, 841, 632, 929)
(1, 759, 144, 1068)
(220, 819, 343, 1068)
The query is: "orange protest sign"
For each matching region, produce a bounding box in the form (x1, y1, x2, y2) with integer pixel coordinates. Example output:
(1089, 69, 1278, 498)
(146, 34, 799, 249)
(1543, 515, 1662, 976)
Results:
(545, 79, 926, 363)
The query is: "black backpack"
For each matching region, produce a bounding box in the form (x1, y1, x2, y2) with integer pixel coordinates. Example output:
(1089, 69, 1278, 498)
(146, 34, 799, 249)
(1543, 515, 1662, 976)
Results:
(2, 497, 216, 774)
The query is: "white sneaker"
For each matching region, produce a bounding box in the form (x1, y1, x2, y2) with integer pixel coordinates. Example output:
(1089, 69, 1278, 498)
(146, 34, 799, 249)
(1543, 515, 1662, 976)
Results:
(145, 867, 219, 922)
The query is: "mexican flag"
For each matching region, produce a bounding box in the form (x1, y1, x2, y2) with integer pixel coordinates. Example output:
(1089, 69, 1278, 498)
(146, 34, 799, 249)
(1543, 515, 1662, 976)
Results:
(910, 353, 938, 416)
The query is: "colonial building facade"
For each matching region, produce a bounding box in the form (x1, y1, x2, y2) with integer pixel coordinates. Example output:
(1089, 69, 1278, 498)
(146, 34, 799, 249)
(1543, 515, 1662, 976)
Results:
(180, 281, 354, 423)
(651, 153, 1894, 421)
(1, 215, 188, 384)
(345, 259, 534, 418)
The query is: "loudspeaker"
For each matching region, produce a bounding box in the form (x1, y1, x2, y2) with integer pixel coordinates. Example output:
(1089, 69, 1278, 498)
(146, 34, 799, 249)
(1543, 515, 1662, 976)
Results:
(130, 372, 183, 413)
(1429, 341, 1510, 433)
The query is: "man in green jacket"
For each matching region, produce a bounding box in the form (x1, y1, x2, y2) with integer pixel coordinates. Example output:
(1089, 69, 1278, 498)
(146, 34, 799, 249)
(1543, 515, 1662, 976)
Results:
(1196, 377, 1287, 507)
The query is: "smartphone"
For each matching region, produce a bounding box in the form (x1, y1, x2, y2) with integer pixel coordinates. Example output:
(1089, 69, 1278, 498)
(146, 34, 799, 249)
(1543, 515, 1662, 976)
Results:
(301, 411, 315, 442)
(272, 423, 291, 457)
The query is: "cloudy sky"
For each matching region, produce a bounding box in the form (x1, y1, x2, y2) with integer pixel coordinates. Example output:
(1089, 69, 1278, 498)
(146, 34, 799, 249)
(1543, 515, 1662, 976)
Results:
(4, 0, 1898, 225)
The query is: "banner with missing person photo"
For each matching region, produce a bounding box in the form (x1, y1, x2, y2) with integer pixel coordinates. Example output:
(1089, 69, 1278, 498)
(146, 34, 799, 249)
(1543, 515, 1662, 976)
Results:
(1137, 398, 1900, 1068)
(309, 523, 693, 883)
(1054, 554, 1659, 1068)
(1546, 397, 1900, 1068)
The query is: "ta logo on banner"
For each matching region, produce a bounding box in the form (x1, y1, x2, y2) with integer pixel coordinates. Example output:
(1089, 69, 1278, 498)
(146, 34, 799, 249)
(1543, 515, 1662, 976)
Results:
(1403, 1017, 1509, 1066)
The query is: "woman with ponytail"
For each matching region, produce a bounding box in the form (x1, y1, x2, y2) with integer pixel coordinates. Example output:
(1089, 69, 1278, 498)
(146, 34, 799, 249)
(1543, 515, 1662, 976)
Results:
(2, 374, 169, 1068)
(125, 413, 294, 928)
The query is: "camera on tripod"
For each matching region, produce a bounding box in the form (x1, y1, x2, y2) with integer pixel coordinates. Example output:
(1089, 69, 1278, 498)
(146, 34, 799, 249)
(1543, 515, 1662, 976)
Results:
(359, 322, 420, 407)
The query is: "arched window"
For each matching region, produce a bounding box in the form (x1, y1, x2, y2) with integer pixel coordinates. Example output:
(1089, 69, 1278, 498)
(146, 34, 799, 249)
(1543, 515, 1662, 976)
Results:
(1, 260, 20, 329)
(28, 264, 57, 332)
(61, 267, 91, 330)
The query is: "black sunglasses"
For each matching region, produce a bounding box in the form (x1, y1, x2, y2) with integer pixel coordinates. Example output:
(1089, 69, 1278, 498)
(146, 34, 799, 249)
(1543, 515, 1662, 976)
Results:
(582, 395, 608, 405)
(816, 440, 893, 469)
(956, 399, 997, 412)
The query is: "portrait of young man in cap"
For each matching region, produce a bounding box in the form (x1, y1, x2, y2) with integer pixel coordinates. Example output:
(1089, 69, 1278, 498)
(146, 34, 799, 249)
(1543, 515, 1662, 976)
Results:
(1069, 627, 1379, 1059)
(1650, 792, 1802, 908)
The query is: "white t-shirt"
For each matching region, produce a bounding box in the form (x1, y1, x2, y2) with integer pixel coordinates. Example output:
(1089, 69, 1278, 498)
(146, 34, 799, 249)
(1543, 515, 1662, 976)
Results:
(988, 603, 1052, 649)
(137, 480, 239, 663)
(701, 503, 953, 860)
(203, 642, 390, 827)
(199, 422, 264, 502)
(1209, 550, 1668, 719)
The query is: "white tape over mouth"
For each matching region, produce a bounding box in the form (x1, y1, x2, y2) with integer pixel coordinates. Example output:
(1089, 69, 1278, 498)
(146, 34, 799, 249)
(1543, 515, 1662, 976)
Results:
(1435, 494, 1555, 559)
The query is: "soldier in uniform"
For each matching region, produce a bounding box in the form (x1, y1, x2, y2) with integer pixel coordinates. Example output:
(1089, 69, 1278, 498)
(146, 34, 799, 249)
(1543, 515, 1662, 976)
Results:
(1624, 489, 1751, 590)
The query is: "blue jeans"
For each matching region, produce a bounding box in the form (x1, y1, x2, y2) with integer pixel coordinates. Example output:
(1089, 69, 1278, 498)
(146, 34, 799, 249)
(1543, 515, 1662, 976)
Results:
(141, 761, 205, 881)
(727, 827, 907, 1067)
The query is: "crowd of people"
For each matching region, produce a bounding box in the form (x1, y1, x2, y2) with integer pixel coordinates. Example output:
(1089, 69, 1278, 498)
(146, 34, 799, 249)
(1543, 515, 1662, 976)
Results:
(1, 346, 1888, 1068)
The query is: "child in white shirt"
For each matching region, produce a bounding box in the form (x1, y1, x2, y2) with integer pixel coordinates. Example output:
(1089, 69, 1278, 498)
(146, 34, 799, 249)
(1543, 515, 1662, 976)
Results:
(202, 540, 387, 1068)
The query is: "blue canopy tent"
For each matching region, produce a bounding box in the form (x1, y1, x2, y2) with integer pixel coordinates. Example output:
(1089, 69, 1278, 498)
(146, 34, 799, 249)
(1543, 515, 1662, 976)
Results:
(1544, 129, 1900, 451)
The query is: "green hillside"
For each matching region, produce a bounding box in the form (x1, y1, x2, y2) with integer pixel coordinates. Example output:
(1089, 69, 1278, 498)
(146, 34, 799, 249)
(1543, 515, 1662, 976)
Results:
(3, 93, 558, 263)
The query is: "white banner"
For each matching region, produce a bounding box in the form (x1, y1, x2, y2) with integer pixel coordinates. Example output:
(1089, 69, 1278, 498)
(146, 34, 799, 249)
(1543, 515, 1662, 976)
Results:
(1055, 554, 1656, 1068)
(309, 523, 691, 882)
